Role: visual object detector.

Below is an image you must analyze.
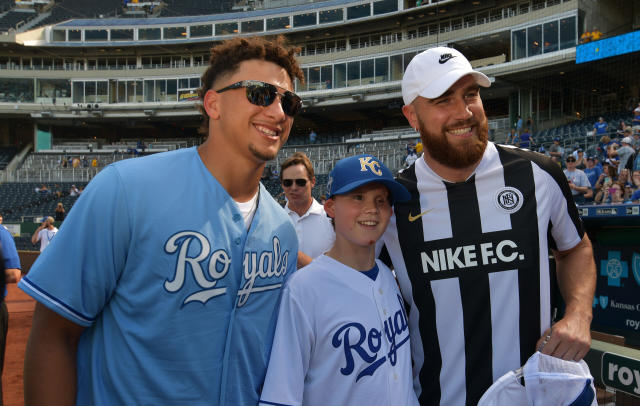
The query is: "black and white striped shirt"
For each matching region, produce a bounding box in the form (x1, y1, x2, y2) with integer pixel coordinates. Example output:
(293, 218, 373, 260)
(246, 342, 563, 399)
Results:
(381, 142, 584, 406)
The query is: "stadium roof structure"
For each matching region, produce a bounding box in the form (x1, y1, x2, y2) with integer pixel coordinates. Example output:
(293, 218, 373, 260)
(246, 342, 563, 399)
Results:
(54, 0, 412, 28)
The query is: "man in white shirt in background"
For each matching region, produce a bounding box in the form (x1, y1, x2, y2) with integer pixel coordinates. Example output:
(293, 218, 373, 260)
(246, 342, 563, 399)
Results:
(31, 216, 58, 252)
(281, 152, 335, 268)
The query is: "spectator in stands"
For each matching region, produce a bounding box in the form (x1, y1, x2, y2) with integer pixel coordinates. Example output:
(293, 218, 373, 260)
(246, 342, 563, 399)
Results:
(280, 152, 335, 269)
(308, 128, 317, 143)
(31, 216, 58, 252)
(52, 184, 62, 199)
(504, 128, 517, 145)
(518, 128, 533, 149)
(598, 135, 612, 161)
(583, 156, 602, 188)
(563, 156, 591, 205)
(616, 121, 629, 137)
(609, 134, 635, 173)
(515, 115, 523, 135)
(54, 203, 65, 222)
(598, 181, 625, 204)
(405, 147, 418, 167)
(0, 214, 5, 230)
(630, 170, 640, 202)
(20, 36, 304, 406)
(618, 168, 633, 198)
(626, 141, 640, 172)
(574, 148, 586, 169)
(91, 157, 98, 167)
(548, 137, 564, 163)
(72, 157, 80, 168)
(633, 103, 640, 128)
(605, 142, 620, 171)
(526, 116, 534, 133)
(593, 116, 608, 136)
(69, 184, 79, 196)
(0, 223, 22, 404)
(594, 163, 618, 202)
(81, 156, 89, 168)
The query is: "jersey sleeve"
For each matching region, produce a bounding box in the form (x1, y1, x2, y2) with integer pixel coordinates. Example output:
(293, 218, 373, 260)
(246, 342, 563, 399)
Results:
(259, 283, 314, 406)
(0, 228, 20, 269)
(18, 166, 131, 327)
(545, 165, 584, 252)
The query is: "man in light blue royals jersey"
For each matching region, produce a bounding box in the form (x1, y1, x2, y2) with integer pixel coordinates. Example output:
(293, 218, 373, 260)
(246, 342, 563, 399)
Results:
(20, 36, 304, 405)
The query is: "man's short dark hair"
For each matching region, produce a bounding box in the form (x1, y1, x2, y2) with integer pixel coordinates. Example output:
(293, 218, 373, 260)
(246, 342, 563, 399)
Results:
(197, 36, 304, 135)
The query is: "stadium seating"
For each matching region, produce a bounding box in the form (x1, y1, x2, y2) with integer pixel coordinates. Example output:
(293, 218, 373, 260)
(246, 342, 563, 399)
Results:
(0, 147, 16, 170)
(0, 10, 37, 32)
(159, 0, 232, 17)
(0, 0, 13, 12)
(0, 182, 86, 222)
(31, 0, 122, 30)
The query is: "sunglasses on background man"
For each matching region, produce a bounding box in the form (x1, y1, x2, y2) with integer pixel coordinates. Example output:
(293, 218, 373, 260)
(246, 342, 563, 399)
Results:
(282, 178, 308, 187)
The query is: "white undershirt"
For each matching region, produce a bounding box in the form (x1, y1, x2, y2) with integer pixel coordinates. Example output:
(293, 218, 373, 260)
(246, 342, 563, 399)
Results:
(235, 190, 259, 231)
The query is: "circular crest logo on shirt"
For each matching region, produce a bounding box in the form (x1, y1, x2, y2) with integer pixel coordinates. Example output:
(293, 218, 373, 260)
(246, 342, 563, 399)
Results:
(494, 187, 524, 214)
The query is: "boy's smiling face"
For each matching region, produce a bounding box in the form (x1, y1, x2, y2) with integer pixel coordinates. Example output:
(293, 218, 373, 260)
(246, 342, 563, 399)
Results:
(324, 183, 392, 249)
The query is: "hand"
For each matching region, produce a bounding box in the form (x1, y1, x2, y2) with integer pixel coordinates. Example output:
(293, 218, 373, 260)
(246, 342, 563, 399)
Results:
(536, 314, 591, 361)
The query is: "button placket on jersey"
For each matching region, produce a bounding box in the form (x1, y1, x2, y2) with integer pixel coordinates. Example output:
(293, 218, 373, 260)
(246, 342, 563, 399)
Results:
(373, 281, 396, 404)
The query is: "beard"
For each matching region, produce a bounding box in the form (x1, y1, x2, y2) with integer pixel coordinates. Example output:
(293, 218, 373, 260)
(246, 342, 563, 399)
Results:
(249, 142, 278, 161)
(417, 114, 489, 169)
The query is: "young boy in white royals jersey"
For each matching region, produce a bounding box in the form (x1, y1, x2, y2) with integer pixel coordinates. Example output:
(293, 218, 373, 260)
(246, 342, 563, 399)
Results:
(259, 154, 418, 406)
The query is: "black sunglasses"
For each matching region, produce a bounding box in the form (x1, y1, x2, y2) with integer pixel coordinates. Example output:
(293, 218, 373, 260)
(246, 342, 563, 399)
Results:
(216, 80, 302, 117)
(282, 178, 308, 187)
(566, 158, 576, 162)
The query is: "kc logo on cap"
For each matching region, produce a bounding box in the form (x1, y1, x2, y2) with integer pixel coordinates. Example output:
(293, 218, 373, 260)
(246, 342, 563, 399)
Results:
(327, 154, 410, 205)
(359, 156, 383, 176)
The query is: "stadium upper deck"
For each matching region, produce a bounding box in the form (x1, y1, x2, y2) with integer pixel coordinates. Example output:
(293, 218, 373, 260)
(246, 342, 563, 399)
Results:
(0, 0, 638, 145)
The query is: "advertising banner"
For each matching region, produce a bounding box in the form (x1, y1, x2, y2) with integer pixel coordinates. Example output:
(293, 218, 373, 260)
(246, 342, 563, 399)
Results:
(592, 243, 640, 342)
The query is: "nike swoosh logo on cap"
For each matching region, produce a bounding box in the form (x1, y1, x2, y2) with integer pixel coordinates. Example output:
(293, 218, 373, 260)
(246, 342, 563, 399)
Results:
(408, 208, 434, 222)
(439, 54, 456, 64)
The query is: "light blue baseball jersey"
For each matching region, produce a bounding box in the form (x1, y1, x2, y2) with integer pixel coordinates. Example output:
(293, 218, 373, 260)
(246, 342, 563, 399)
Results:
(19, 147, 298, 405)
(259, 255, 418, 406)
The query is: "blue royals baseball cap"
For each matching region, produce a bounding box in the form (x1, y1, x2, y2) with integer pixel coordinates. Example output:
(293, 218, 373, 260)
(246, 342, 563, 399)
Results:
(327, 154, 411, 205)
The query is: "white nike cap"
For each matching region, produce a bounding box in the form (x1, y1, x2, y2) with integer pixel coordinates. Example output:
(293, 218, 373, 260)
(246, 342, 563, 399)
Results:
(402, 46, 491, 105)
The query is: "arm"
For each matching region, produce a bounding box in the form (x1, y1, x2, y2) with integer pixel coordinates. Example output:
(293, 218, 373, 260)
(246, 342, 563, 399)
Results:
(297, 251, 314, 269)
(5, 268, 21, 283)
(31, 226, 43, 244)
(568, 181, 590, 194)
(24, 303, 85, 406)
(593, 173, 607, 190)
(536, 235, 595, 361)
(259, 286, 311, 405)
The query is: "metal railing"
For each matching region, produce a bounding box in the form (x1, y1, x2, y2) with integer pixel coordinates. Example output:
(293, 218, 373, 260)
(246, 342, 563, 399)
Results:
(1, 167, 101, 183)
